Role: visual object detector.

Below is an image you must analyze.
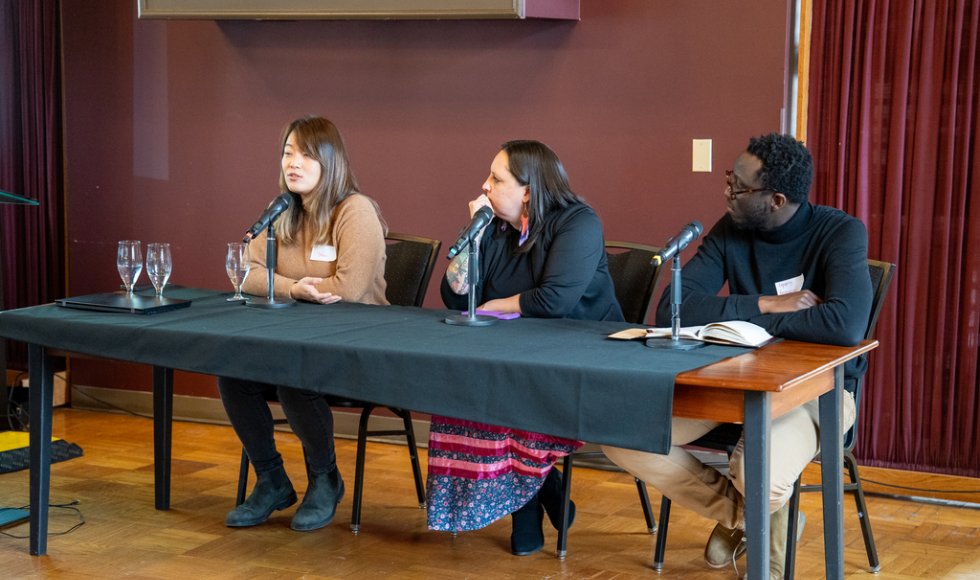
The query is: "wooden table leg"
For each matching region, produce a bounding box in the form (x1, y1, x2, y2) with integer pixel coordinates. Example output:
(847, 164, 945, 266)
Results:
(153, 366, 173, 510)
(743, 390, 771, 580)
(819, 365, 845, 580)
(28, 344, 54, 556)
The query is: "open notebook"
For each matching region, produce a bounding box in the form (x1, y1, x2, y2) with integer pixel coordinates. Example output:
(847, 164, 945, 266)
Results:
(609, 320, 779, 348)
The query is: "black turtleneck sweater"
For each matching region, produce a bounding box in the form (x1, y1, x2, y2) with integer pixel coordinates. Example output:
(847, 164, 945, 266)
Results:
(655, 202, 873, 391)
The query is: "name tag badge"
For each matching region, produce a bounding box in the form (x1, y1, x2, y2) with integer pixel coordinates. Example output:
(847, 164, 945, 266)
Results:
(775, 274, 804, 296)
(310, 244, 337, 262)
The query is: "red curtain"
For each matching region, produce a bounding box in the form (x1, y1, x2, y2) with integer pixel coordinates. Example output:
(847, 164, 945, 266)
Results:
(0, 0, 64, 370)
(809, 0, 980, 476)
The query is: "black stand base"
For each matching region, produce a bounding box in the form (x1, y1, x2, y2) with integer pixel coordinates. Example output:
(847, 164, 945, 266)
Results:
(645, 337, 706, 350)
(245, 297, 297, 309)
(445, 314, 497, 327)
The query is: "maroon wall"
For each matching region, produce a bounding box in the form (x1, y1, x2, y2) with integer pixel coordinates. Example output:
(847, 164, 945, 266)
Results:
(62, 0, 791, 397)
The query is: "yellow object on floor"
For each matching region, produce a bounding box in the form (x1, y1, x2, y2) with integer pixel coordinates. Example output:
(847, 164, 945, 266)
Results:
(0, 431, 62, 453)
(0, 431, 81, 474)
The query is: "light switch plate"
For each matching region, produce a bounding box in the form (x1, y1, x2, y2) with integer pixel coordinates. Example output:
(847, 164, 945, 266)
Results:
(693, 139, 712, 172)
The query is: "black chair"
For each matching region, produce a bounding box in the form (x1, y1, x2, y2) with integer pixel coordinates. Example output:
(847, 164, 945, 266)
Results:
(605, 241, 664, 326)
(651, 259, 896, 577)
(553, 241, 666, 557)
(235, 233, 442, 534)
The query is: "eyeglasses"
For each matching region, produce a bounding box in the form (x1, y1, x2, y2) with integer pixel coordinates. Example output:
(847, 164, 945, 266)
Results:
(726, 170, 774, 199)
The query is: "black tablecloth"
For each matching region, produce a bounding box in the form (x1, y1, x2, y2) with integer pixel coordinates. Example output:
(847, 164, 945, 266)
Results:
(0, 287, 744, 454)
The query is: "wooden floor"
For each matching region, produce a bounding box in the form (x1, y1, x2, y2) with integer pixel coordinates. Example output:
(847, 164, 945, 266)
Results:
(2, 409, 980, 579)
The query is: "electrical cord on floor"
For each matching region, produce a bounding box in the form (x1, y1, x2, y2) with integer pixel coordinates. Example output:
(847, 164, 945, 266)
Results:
(71, 386, 152, 419)
(860, 478, 980, 494)
(0, 501, 85, 538)
(5, 371, 29, 431)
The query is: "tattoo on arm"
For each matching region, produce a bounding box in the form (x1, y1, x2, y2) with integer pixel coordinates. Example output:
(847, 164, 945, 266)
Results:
(446, 249, 470, 294)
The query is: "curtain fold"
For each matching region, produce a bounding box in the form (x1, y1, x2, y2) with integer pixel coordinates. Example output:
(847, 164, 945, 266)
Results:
(809, 0, 980, 476)
(0, 0, 65, 370)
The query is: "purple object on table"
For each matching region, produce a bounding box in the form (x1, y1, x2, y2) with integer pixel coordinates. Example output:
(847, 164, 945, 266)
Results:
(461, 310, 520, 320)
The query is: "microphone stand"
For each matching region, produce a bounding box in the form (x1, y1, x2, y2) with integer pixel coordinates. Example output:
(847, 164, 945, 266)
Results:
(445, 234, 497, 327)
(645, 254, 704, 350)
(246, 220, 297, 309)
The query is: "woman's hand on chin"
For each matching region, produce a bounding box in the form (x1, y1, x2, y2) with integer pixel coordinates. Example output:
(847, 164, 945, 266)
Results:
(469, 194, 494, 218)
(290, 277, 342, 304)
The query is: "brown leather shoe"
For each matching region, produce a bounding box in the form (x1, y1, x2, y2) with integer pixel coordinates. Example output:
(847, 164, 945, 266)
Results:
(704, 522, 747, 568)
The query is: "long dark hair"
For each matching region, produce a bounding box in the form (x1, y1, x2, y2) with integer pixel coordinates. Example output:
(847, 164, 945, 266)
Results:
(501, 140, 585, 253)
(275, 116, 385, 245)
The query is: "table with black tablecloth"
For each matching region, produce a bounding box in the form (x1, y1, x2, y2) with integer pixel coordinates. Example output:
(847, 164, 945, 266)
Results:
(0, 287, 875, 580)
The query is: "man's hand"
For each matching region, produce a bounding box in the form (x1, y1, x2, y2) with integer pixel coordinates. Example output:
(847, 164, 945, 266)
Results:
(290, 277, 342, 304)
(758, 290, 823, 314)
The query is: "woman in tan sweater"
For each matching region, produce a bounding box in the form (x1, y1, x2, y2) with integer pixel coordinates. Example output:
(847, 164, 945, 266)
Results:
(220, 116, 387, 532)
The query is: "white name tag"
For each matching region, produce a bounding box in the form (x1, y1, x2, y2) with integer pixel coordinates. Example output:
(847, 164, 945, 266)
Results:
(310, 244, 337, 262)
(775, 274, 804, 296)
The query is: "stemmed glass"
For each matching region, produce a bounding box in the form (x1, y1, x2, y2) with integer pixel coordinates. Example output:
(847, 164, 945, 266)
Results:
(146, 243, 172, 298)
(226, 242, 250, 301)
(117, 240, 143, 297)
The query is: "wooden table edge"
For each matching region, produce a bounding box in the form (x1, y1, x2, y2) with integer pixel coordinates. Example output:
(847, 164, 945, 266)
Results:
(672, 339, 878, 423)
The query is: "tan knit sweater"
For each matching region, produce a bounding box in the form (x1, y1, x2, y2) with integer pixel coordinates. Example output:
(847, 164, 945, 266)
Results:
(242, 193, 388, 305)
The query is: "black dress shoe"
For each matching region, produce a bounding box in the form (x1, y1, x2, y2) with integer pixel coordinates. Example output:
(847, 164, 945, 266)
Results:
(510, 493, 545, 556)
(538, 467, 575, 530)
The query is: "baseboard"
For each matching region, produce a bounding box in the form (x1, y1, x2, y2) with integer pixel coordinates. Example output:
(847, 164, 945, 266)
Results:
(801, 461, 980, 505)
(69, 384, 432, 446)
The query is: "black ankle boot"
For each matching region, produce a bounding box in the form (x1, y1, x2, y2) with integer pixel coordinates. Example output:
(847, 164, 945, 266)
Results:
(291, 467, 345, 531)
(226, 465, 297, 527)
(510, 493, 545, 556)
(538, 467, 575, 530)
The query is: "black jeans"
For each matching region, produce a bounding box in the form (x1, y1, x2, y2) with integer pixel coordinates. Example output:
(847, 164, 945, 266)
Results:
(217, 377, 337, 475)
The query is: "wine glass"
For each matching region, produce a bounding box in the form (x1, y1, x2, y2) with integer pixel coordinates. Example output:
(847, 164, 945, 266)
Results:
(146, 243, 172, 298)
(117, 240, 143, 296)
(226, 242, 250, 301)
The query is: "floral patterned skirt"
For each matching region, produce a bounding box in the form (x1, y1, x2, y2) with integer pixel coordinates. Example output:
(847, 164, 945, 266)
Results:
(425, 416, 582, 532)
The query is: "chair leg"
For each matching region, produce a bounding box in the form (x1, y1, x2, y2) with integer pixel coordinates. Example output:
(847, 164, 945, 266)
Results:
(653, 496, 670, 570)
(846, 450, 881, 573)
(785, 477, 802, 580)
(350, 404, 375, 534)
(556, 454, 574, 560)
(635, 478, 657, 533)
(394, 408, 426, 508)
(236, 450, 250, 506)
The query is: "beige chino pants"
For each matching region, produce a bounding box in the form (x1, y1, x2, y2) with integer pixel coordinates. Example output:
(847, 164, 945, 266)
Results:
(602, 391, 855, 530)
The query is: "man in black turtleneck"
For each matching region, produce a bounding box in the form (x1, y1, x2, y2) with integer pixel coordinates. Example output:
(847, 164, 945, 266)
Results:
(603, 133, 872, 580)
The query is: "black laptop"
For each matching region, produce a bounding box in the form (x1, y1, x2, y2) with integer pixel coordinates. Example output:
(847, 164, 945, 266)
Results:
(56, 292, 192, 315)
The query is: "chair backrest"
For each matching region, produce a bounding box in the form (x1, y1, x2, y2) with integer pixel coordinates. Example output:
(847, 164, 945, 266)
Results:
(847, 259, 897, 450)
(384, 233, 442, 308)
(864, 259, 896, 341)
(605, 241, 665, 325)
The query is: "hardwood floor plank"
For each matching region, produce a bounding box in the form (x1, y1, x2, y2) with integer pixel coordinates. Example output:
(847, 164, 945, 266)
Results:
(2, 409, 980, 579)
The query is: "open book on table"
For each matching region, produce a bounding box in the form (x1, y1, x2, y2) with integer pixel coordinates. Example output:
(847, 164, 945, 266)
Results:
(608, 320, 778, 348)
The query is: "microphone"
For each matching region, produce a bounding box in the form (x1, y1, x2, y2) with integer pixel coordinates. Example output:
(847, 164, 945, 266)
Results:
(652, 221, 703, 265)
(447, 206, 494, 259)
(243, 193, 293, 243)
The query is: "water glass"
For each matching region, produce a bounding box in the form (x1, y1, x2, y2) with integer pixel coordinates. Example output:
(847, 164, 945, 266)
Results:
(117, 240, 142, 296)
(226, 242, 250, 301)
(147, 243, 172, 298)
